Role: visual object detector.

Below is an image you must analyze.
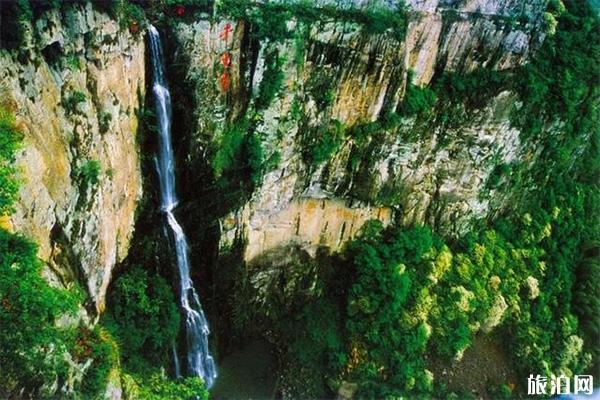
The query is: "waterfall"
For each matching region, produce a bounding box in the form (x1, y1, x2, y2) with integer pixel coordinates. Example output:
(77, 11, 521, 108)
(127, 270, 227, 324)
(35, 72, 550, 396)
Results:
(147, 25, 217, 389)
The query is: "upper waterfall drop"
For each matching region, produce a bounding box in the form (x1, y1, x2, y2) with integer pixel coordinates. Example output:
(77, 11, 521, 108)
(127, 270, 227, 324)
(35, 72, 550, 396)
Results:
(147, 24, 217, 389)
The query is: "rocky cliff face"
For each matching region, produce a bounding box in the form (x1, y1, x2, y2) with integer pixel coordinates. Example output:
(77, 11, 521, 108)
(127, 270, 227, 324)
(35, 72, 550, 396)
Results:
(0, 0, 547, 325)
(0, 3, 144, 312)
(170, 0, 546, 266)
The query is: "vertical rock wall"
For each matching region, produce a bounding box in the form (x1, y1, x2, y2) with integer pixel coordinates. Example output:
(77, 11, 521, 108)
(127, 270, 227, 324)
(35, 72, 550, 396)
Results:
(0, 3, 144, 311)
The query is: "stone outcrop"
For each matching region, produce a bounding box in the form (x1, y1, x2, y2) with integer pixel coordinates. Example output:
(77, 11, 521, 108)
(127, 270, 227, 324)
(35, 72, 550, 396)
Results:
(222, 198, 393, 264)
(0, 3, 144, 312)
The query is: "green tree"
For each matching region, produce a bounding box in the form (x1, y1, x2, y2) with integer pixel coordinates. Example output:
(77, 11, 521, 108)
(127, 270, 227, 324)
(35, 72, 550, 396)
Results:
(104, 266, 180, 368)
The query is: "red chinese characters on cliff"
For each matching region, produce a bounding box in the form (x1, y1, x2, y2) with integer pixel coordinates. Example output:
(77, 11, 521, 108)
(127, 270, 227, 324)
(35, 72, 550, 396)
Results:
(219, 23, 233, 42)
(219, 73, 231, 92)
(219, 23, 234, 93)
(220, 52, 231, 68)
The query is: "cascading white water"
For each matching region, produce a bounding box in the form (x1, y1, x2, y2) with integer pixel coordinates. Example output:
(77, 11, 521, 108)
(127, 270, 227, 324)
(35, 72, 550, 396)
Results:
(148, 25, 217, 389)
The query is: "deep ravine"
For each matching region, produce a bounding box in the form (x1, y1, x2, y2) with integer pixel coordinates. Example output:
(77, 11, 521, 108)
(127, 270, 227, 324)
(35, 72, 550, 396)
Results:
(147, 25, 217, 389)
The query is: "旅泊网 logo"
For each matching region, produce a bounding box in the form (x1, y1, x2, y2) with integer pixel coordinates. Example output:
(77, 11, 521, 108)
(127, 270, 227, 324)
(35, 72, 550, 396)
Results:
(527, 374, 594, 396)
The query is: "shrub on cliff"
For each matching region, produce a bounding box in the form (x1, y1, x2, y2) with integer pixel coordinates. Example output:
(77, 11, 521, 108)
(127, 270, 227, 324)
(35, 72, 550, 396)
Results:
(255, 47, 286, 110)
(75, 159, 102, 191)
(399, 71, 437, 116)
(62, 90, 87, 115)
(213, 120, 247, 179)
(0, 107, 22, 216)
(304, 120, 346, 167)
(211, 118, 266, 200)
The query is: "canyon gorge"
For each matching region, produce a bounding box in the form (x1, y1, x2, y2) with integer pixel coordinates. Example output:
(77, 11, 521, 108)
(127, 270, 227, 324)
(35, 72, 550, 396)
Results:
(0, 0, 597, 398)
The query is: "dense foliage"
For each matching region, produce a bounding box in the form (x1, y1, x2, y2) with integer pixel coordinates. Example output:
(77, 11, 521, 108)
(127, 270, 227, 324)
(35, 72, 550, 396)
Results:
(98, 261, 214, 398)
(103, 266, 180, 369)
(0, 229, 80, 398)
(268, 188, 597, 396)
(125, 372, 209, 400)
(0, 107, 22, 216)
(211, 117, 265, 192)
